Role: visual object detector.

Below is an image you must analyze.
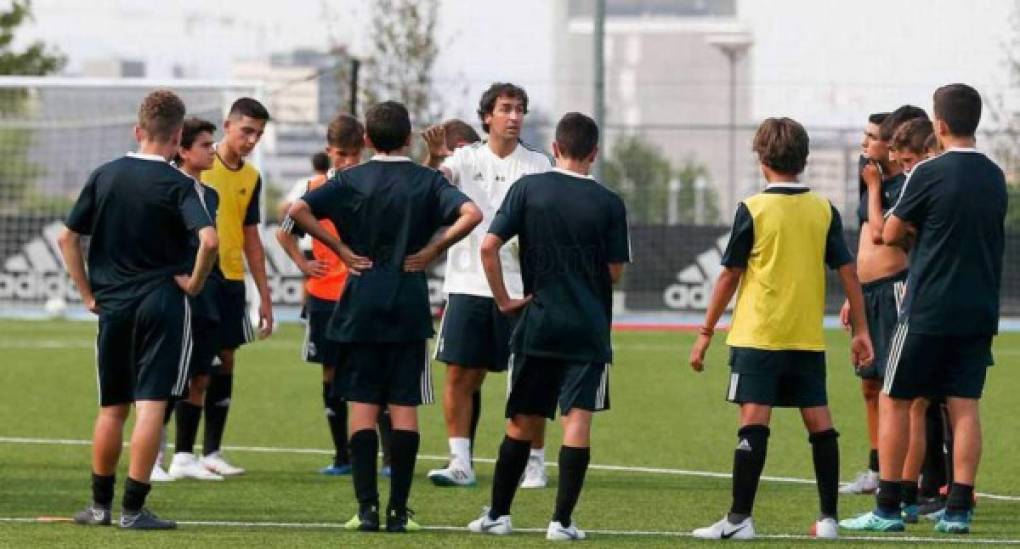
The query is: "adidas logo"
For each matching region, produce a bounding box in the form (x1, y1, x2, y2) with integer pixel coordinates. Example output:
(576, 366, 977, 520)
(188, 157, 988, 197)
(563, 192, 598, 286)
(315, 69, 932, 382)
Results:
(0, 221, 81, 302)
(736, 438, 753, 452)
(473, 172, 485, 181)
(662, 235, 732, 310)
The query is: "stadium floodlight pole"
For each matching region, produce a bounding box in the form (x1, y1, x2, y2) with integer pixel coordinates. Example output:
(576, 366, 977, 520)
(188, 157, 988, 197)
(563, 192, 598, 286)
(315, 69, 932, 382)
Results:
(705, 31, 753, 214)
(593, 0, 605, 182)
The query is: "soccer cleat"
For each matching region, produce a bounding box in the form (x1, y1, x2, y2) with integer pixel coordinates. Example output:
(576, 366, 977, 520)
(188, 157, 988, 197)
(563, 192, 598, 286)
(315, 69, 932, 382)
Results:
(546, 520, 586, 541)
(935, 510, 973, 534)
(901, 503, 920, 524)
(839, 470, 879, 494)
(200, 451, 245, 476)
(168, 453, 224, 481)
(149, 463, 174, 483)
(838, 511, 905, 532)
(467, 507, 512, 535)
(811, 517, 838, 539)
(119, 508, 176, 530)
(73, 503, 111, 526)
(692, 515, 755, 540)
(385, 507, 421, 533)
(427, 462, 476, 487)
(520, 455, 548, 489)
(320, 463, 352, 476)
(344, 505, 380, 532)
(918, 497, 946, 521)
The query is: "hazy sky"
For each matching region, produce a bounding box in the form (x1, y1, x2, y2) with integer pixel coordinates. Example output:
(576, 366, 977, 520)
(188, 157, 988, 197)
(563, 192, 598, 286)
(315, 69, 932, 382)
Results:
(14, 0, 1017, 127)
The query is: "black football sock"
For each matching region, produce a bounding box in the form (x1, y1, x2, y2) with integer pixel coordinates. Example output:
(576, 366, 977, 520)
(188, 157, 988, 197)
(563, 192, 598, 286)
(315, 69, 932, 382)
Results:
(489, 435, 531, 519)
(728, 425, 769, 522)
(946, 482, 975, 514)
(91, 473, 115, 508)
(174, 401, 202, 455)
(350, 429, 379, 510)
(868, 448, 879, 473)
(386, 430, 420, 513)
(920, 402, 946, 498)
(202, 372, 233, 455)
(552, 445, 591, 528)
(162, 397, 176, 426)
(876, 479, 903, 517)
(378, 409, 393, 467)
(469, 390, 482, 463)
(323, 382, 349, 466)
(809, 429, 840, 519)
(902, 480, 919, 506)
(121, 477, 151, 514)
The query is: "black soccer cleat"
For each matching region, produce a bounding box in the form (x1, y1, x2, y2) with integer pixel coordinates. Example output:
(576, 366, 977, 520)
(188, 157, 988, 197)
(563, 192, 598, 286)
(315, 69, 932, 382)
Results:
(119, 508, 177, 530)
(344, 504, 380, 532)
(385, 507, 421, 533)
(73, 503, 112, 526)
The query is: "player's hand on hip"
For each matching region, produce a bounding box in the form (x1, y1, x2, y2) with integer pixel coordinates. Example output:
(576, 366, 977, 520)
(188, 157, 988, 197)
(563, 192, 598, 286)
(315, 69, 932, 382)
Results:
(174, 274, 198, 297)
(302, 259, 329, 278)
(403, 244, 439, 272)
(338, 243, 373, 275)
(498, 295, 532, 315)
(689, 333, 712, 373)
(258, 301, 274, 340)
(851, 333, 874, 368)
(839, 300, 851, 332)
(422, 125, 451, 158)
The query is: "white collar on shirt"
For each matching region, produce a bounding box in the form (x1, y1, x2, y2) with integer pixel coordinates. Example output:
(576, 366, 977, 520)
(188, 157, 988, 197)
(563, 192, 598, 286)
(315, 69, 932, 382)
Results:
(370, 154, 412, 162)
(945, 147, 981, 154)
(764, 182, 804, 189)
(552, 167, 596, 181)
(126, 151, 167, 163)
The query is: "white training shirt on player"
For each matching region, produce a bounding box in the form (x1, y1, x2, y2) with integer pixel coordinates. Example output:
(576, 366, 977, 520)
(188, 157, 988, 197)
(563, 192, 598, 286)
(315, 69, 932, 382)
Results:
(441, 140, 552, 299)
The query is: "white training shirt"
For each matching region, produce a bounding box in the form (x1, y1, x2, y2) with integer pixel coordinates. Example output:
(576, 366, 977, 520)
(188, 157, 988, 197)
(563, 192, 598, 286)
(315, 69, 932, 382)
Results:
(441, 141, 552, 299)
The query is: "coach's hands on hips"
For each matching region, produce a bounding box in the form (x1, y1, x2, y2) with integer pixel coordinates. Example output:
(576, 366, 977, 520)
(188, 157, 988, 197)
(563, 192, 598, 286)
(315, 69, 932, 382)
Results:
(337, 242, 373, 275)
(175, 274, 202, 297)
(496, 295, 532, 315)
(403, 243, 441, 272)
(689, 331, 712, 372)
(851, 332, 874, 369)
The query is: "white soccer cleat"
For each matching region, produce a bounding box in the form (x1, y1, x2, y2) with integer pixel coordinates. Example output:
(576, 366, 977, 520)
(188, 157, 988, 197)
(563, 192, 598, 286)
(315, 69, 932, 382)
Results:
(811, 517, 838, 539)
(427, 461, 477, 487)
(839, 470, 879, 494)
(692, 515, 755, 540)
(169, 452, 224, 481)
(520, 455, 548, 489)
(200, 451, 245, 476)
(149, 463, 174, 483)
(546, 520, 586, 541)
(467, 508, 512, 535)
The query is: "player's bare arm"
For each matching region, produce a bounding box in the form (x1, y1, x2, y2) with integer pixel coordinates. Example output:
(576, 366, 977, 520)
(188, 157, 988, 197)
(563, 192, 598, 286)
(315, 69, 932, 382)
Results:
(882, 214, 911, 248)
(863, 162, 886, 244)
(836, 263, 874, 368)
(56, 228, 98, 314)
(286, 199, 373, 274)
(689, 266, 743, 372)
(403, 201, 482, 272)
(480, 233, 531, 314)
(242, 224, 274, 338)
(274, 227, 328, 278)
(175, 226, 219, 297)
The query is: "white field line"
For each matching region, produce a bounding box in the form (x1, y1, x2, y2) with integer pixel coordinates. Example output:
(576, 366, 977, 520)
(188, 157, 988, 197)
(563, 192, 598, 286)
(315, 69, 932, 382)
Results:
(3, 435, 1020, 502)
(0, 516, 1018, 544)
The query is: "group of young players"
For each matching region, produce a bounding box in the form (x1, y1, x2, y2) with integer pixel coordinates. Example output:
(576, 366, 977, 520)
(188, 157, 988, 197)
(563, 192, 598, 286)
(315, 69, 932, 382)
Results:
(688, 83, 1005, 540)
(59, 80, 1003, 541)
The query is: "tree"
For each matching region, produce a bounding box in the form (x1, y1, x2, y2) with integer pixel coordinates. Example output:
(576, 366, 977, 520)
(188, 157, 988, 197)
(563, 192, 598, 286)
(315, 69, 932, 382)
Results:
(0, 1, 65, 214)
(989, 0, 1020, 228)
(602, 135, 719, 225)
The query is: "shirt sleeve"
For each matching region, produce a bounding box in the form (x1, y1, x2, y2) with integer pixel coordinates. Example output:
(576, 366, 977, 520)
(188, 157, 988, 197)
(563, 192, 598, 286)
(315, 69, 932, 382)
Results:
(720, 203, 754, 268)
(488, 178, 526, 241)
(439, 147, 463, 185)
(606, 194, 631, 263)
(179, 183, 215, 232)
(825, 204, 854, 269)
(65, 170, 99, 234)
(889, 163, 935, 225)
(243, 176, 262, 226)
(302, 178, 342, 222)
(433, 173, 471, 226)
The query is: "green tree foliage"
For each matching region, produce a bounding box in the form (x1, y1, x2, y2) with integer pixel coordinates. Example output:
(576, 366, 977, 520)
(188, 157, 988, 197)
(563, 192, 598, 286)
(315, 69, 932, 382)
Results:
(0, 1, 65, 213)
(603, 135, 720, 225)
